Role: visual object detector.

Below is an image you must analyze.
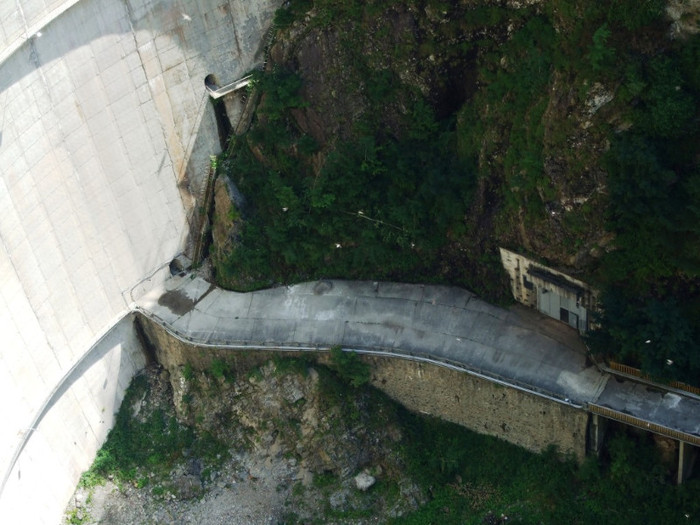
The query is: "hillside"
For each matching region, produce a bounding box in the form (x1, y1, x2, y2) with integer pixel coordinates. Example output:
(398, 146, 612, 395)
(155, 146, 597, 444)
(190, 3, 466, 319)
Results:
(210, 0, 700, 384)
(64, 357, 700, 524)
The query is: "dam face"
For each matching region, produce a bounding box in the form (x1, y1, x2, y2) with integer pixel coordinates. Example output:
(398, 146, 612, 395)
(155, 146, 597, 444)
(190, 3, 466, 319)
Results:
(0, 1, 279, 522)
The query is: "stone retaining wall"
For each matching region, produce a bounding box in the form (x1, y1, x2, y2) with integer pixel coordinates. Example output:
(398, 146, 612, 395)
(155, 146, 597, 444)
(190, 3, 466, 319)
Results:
(365, 356, 588, 462)
(140, 316, 589, 463)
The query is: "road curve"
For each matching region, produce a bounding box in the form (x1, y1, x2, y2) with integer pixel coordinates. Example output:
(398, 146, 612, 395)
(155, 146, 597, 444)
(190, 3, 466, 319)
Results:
(136, 275, 700, 446)
(136, 275, 608, 407)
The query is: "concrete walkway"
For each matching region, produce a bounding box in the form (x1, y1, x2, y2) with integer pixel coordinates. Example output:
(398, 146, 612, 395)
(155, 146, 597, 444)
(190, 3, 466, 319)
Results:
(135, 275, 700, 444)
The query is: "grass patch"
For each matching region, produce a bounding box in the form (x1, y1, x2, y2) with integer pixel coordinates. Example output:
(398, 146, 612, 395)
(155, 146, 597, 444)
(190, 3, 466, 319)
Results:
(210, 358, 234, 383)
(79, 358, 700, 523)
(78, 374, 229, 489)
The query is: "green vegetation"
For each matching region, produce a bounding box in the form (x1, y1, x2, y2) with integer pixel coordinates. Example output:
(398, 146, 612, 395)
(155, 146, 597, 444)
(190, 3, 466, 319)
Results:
(457, 14, 556, 220)
(217, 69, 474, 290)
(65, 508, 89, 525)
(395, 408, 700, 524)
(328, 345, 370, 387)
(80, 359, 700, 522)
(213, 0, 700, 384)
(78, 374, 228, 491)
(182, 362, 194, 382)
(272, 353, 312, 377)
(210, 358, 234, 382)
(586, 38, 700, 384)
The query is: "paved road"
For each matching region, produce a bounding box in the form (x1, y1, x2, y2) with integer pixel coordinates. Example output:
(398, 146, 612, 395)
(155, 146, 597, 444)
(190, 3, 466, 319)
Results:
(136, 275, 700, 443)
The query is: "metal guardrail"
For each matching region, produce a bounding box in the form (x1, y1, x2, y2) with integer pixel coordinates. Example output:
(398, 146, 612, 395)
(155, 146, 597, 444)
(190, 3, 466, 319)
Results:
(608, 361, 700, 396)
(134, 300, 700, 447)
(588, 403, 700, 446)
(204, 20, 276, 100)
(132, 306, 583, 409)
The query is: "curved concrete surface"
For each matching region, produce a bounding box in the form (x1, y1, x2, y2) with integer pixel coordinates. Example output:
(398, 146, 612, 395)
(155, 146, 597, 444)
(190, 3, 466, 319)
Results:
(138, 276, 607, 405)
(137, 275, 700, 444)
(0, 1, 280, 522)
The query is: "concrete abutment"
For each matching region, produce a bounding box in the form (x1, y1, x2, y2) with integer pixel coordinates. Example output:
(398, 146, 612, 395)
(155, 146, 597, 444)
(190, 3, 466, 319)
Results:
(678, 441, 698, 485)
(587, 413, 608, 457)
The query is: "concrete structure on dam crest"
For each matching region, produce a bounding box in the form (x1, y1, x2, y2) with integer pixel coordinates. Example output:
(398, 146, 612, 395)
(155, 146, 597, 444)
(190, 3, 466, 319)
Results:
(0, 1, 280, 522)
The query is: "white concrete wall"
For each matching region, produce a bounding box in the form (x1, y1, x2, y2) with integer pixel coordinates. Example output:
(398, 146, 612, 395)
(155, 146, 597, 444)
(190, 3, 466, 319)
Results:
(0, 0, 280, 522)
(0, 315, 146, 522)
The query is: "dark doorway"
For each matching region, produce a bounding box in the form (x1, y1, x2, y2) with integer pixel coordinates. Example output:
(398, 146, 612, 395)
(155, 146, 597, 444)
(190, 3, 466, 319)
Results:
(559, 308, 569, 324)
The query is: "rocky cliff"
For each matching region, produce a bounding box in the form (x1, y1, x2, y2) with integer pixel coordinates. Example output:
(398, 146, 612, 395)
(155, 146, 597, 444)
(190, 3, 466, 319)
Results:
(212, 0, 700, 382)
(63, 352, 427, 524)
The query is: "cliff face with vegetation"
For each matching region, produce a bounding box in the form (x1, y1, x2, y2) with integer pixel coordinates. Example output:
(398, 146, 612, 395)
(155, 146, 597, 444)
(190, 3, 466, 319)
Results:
(211, 0, 700, 384)
(66, 352, 700, 524)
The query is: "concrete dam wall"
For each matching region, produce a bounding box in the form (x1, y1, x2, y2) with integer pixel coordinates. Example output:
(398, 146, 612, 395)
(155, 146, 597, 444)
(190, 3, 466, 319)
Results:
(0, 1, 280, 522)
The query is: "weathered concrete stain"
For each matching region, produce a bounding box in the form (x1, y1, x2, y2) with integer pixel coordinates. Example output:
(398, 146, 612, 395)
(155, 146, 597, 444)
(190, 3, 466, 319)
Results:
(158, 283, 216, 315)
(158, 289, 196, 316)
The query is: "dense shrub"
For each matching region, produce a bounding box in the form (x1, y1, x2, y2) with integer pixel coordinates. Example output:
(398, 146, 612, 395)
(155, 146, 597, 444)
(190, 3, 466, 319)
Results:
(217, 0, 700, 384)
(588, 35, 700, 383)
(218, 69, 475, 288)
(329, 346, 370, 387)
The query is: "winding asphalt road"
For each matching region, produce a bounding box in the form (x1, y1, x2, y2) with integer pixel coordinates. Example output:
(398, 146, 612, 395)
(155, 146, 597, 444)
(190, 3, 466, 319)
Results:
(135, 275, 700, 445)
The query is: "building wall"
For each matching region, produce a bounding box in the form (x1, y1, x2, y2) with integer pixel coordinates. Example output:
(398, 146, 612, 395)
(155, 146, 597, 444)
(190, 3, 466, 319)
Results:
(0, 1, 280, 522)
(499, 248, 596, 332)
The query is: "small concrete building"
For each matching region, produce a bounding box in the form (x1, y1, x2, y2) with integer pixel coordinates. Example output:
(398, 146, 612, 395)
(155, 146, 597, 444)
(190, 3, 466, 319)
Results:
(499, 248, 596, 332)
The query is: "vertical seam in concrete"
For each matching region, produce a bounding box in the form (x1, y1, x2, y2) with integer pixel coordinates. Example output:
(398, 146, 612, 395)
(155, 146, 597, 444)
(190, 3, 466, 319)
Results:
(59, 3, 145, 313)
(246, 294, 253, 318)
(341, 319, 349, 347)
(225, 0, 243, 58)
(0, 226, 58, 430)
(177, 85, 209, 189)
(13, 0, 28, 36)
(121, 0, 181, 202)
(290, 320, 297, 345)
(121, 0, 192, 262)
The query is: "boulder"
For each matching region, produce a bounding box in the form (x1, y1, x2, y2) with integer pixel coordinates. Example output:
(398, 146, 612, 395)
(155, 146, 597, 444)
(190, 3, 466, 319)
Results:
(354, 472, 376, 492)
